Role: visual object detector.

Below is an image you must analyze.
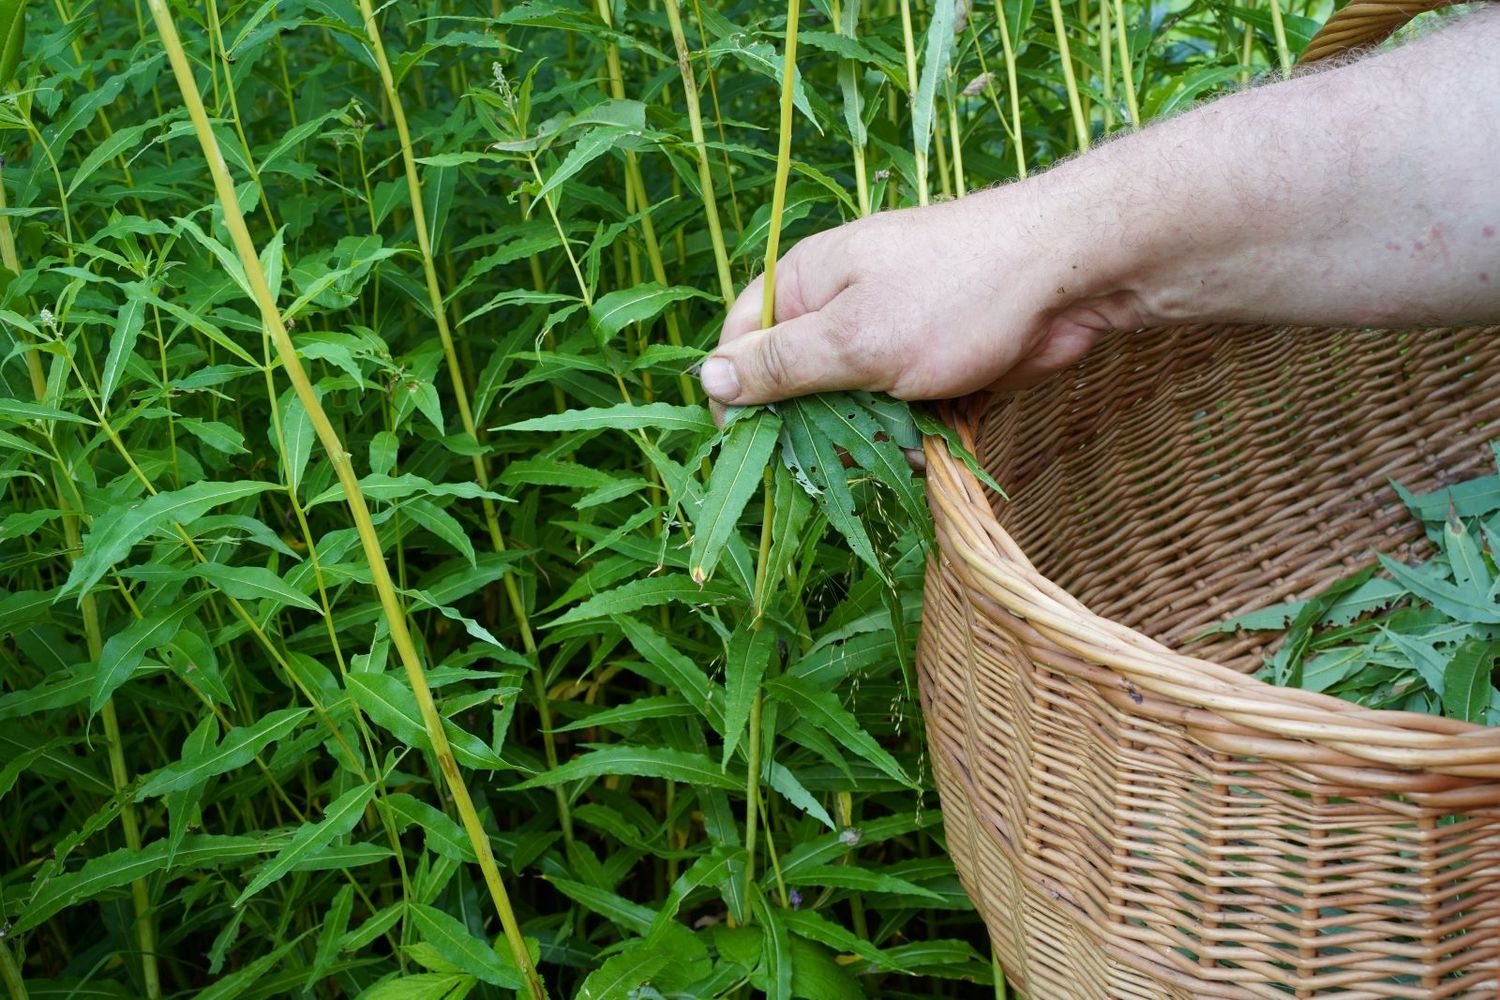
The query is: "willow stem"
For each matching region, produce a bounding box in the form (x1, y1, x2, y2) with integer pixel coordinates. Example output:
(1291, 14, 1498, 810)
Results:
(361, 0, 573, 847)
(144, 4, 546, 995)
(897, 0, 929, 204)
(1048, 0, 1091, 150)
(664, 0, 735, 308)
(994, 0, 1028, 175)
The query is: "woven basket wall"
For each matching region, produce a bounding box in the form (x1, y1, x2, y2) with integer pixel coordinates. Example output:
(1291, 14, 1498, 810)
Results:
(916, 5, 1500, 997)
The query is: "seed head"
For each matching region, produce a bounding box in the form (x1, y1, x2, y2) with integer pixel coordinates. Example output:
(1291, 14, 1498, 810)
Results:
(492, 62, 516, 109)
(38, 307, 54, 330)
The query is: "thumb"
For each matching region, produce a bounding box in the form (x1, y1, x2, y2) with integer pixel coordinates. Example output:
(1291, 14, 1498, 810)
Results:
(699, 310, 861, 406)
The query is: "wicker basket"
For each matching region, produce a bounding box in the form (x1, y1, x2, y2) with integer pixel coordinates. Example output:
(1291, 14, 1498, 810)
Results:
(916, 5, 1500, 997)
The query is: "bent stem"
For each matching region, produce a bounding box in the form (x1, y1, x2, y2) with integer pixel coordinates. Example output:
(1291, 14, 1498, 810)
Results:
(145, 3, 546, 996)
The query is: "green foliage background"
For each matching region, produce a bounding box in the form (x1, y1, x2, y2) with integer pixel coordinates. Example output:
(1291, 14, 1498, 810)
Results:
(0, 0, 1321, 996)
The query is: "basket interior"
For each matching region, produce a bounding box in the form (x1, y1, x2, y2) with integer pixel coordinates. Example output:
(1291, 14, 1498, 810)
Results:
(968, 322, 1500, 672)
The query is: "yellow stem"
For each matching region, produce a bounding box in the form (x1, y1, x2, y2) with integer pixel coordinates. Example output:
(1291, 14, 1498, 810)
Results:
(144, 4, 546, 995)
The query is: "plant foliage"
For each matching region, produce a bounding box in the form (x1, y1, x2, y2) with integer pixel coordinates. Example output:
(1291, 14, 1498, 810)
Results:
(0, 0, 1295, 995)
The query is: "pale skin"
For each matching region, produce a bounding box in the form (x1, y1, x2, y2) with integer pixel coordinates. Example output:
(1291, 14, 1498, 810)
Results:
(701, 6, 1500, 408)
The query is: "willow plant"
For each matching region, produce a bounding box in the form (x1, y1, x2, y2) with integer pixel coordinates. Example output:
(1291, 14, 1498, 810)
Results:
(145, 1, 546, 994)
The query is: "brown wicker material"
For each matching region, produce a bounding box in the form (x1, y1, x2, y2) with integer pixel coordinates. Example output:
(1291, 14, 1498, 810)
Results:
(916, 6, 1500, 997)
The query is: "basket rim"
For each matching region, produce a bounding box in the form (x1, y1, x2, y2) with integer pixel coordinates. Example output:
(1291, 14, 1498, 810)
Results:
(922, 391, 1500, 782)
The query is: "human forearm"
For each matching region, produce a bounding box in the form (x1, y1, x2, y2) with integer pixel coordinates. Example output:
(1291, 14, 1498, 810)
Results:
(1046, 6, 1500, 330)
(703, 7, 1500, 407)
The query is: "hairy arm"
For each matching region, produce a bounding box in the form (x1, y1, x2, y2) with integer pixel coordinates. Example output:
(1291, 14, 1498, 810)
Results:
(701, 6, 1500, 406)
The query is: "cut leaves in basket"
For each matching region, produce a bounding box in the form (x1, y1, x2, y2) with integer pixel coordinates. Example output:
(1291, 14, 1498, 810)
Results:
(1219, 451, 1500, 722)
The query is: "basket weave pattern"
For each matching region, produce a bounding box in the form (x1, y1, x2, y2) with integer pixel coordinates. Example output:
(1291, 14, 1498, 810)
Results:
(921, 322, 1500, 996)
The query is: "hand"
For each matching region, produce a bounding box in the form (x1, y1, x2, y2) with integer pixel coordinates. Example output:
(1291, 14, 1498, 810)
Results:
(700, 185, 1146, 407)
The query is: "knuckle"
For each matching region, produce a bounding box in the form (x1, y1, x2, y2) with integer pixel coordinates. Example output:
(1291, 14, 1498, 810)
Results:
(758, 330, 795, 392)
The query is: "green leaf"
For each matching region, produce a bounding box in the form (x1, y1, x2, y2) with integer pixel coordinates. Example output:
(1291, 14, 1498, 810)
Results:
(235, 783, 376, 905)
(0, 0, 23, 87)
(381, 793, 477, 862)
(781, 863, 945, 901)
(304, 884, 355, 992)
(588, 283, 708, 346)
(138, 708, 311, 798)
(410, 905, 521, 988)
(193, 562, 322, 613)
(576, 942, 673, 1000)
(100, 284, 148, 409)
(355, 974, 477, 1000)
(780, 400, 883, 580)
(912, 0, 956, 158)
(550, 574, 737, 627)
(347, 672, 507, 771)
(722, 621, 775, 766)
(1442, 636, 1498, 724)
(691, 409, 781, 585)
(16, 835, 283, 933)
(91, 597, 203, 712)
(498, 401, 714, 436)
(1445, 516, 1492, 598)
(787, 937, 865, 1000)
(401, 498, 476, 566)
(767, 676, 915, 788)
(1378, 554, 1500, 624)
(757, 895, 794, 1000)
(192, 938, 300, 1000)
(614, 616, 716, 719)
(177, 417, 249, 455)
(63, 481, 278, 598)
(511, 746, 741, 791)
(534, 125, 629, 205)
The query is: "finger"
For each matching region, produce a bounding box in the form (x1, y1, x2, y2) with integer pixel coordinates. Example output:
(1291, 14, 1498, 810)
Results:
(718, 230, 853, 349)
(701, 308, 866, 406)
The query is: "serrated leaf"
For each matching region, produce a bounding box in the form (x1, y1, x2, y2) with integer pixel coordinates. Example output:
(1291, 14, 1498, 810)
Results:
(780, 400, 883, 579)
(576, 943, 673, 1000)
(722, 621, 774, 766)
(588, 282, 707, 346)
(1442, 635, 1498, 724)
(401, 498, 476, 566)
(304, 884, 355, 992)
(498, 401, 714, 436)
(91, 597, 203, 713)
(550, 574, 737, 627)
(410, 904, 521, 988)
(767, 676, 914, 788)
(0, 0, 22, 88)
(15, 835, 282, 933)
(193, 562, 322, 613)
(63, 481, 278, 598)
(912, 0, 956, 158)
(511, 746, 741, 791)
(691, 409, 781, 585)
(137, 708, 311, 798)
(757, 895, 793, 1000)
(1378, 554, 1500, 624)
(100, 284, 147, 408)
(346, 672, 506, 770)
(235, 783, 376, 905)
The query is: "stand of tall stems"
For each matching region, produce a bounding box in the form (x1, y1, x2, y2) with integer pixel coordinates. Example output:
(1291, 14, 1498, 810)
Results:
(353, 0, 575, 850)
(741, 0, 802, 920)
(144, 3, 547, 995)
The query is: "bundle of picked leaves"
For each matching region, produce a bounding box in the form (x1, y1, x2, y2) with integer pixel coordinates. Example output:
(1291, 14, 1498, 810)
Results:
(1214, 445, 1500, 724)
